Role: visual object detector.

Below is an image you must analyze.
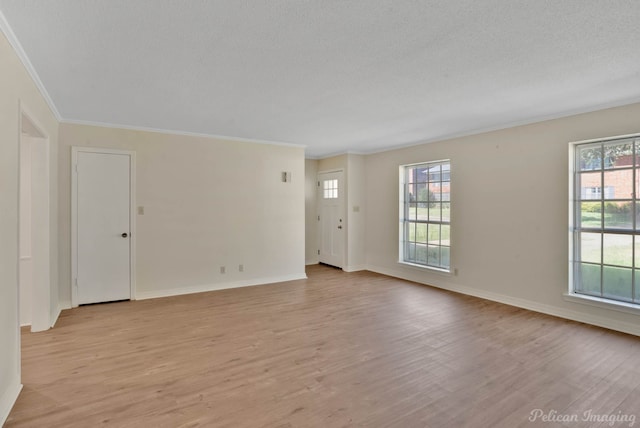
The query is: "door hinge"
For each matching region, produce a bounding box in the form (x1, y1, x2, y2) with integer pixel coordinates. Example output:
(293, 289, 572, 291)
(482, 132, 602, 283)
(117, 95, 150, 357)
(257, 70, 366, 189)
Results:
(74, 278, 78, 288)
(317, 249, 320, 255)
(317, 215, 320, 221)
(317, 181, 320, 187)
(74, 163, 78, 173)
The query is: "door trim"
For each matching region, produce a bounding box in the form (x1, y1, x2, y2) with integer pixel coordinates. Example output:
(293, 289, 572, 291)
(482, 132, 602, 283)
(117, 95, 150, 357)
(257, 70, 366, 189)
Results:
(71, 147, 136, 307)
(19, 102, 52, 333)
(317, 169, 345, 269)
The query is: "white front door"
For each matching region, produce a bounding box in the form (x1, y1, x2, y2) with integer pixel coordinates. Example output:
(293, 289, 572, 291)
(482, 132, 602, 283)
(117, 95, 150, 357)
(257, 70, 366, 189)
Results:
(318, 171, 344, 268)
(73, 149, 132, 305)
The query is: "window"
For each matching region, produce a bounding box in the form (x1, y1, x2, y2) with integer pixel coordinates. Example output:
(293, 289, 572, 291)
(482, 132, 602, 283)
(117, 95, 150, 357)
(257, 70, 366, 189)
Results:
(572, 136, 640, 305)
(400, 160, 451, 271)
(323, 179, 338, 199)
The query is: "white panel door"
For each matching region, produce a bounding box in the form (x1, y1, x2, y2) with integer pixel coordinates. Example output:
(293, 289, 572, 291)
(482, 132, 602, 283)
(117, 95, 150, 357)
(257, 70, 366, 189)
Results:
(76, 151, 131, 304)
(318, 171, 344, 268)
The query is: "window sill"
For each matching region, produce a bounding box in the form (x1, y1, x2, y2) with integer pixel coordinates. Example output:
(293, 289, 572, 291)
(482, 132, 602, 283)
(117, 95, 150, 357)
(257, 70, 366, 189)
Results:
(563, 292, 640, 316)
(398, 260, 452, 275)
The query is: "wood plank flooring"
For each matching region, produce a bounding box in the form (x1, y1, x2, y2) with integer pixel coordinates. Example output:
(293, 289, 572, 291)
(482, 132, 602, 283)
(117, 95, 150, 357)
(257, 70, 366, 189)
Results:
(7, 265, 640, 427)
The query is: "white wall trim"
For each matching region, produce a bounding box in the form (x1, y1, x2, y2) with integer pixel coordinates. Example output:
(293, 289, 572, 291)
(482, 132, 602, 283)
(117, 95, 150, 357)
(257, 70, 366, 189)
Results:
(397, 260, 453, 276)
(51, 304, 67, 328)
(0, 382, 22, 427)
(307, 149, 368, 160)
(317, 168, 345, 175)
(563, 293, 640, 317)
(18, 102, 48, 139)
(0, 11, 61, 121)
(62, 119, 305, 150)
(366, 264, 640, 337)
(19, 104, 52, 333)
(317, 169, 346, 269)
(135, 273, 307, 301)
(343, 265, 366, 272)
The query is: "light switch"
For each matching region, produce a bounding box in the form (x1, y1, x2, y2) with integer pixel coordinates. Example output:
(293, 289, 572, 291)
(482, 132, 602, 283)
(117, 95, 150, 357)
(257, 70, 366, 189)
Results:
(137, 206, 145, 215)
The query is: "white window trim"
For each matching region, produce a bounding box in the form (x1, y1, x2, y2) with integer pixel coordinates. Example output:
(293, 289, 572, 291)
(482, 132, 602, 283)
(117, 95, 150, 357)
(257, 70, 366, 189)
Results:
(564, 292, 640, 316)
(399, 159, 452, 272)
(568, 132, 640, 311)
(397, 260, 453, 275)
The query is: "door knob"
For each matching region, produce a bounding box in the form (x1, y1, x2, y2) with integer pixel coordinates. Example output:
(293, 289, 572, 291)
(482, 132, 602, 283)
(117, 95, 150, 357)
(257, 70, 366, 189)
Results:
(338, 225, 342, 229)
(121, 233, 128, 238)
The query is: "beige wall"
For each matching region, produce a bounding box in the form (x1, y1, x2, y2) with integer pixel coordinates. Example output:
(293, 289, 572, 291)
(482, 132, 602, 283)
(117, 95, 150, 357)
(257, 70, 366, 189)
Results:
(318, 154, 348, 173)
(365, 102, 640, 335)
(0, 30, 58, 422)
(58, 123, 306, 303)
(346, 154, 366, 271)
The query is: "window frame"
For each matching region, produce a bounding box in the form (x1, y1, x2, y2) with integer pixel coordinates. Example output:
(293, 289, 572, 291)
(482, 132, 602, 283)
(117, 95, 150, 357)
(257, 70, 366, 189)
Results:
(568, 133, 640, 311)
(399, 159, 451, 273)
(323, 178, 338, 199)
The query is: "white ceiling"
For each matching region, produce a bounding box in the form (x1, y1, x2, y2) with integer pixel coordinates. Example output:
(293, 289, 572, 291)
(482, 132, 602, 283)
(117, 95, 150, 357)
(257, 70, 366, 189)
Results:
(1, 1, 640, 158)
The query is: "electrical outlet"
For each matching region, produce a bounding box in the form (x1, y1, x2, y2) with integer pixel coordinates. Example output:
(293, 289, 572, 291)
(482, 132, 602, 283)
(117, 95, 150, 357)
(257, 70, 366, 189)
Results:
(220, 266, 226, 274)
(239, 264, 244, 272)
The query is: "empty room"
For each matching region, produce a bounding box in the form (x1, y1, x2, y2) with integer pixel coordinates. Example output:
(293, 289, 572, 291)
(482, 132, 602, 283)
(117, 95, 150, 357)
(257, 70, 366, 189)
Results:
(2, 1, 640, 427)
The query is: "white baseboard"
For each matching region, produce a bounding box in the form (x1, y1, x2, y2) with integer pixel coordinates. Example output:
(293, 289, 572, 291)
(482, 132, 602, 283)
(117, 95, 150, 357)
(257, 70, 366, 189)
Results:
(51, 305, 63, 328)
(135, 273, 308, 301)
(366, 264, 640, 337)
(0, 382, 22, 426)
(306, 263, 366, 272)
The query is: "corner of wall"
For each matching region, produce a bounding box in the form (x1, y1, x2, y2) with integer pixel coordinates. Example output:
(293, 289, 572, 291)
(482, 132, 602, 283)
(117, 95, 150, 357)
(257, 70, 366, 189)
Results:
(0, 382, 22, 427)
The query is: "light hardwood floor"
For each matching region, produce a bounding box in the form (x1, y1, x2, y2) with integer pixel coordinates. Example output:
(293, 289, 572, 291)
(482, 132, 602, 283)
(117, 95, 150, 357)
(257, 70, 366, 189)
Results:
(7, 265, 640, 427)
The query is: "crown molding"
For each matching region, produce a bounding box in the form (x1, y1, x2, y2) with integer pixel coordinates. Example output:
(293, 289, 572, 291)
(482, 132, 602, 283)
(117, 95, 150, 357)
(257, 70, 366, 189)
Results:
(61, 119, 306, 149)
(0, 9, 62, 121)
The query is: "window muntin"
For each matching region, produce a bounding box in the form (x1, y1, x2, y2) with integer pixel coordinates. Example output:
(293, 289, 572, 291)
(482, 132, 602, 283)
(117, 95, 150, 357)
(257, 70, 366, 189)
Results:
(401, 161, 451, 271)
(573, 137, 639, 304)
(323, 179, 338, 199)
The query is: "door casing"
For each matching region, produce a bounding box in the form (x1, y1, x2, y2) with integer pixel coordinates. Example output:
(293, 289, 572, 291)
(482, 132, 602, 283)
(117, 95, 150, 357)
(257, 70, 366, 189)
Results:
(317, 169, 345, 269)
(18, 104, 51, 332)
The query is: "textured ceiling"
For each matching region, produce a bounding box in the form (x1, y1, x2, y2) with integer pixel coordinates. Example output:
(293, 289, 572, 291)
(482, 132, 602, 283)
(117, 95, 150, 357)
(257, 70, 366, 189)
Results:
(1, 1, 640, 157)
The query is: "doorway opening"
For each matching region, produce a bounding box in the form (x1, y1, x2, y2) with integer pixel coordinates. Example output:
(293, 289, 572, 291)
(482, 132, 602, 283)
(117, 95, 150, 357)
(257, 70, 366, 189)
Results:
(19, 108, 51, 332)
